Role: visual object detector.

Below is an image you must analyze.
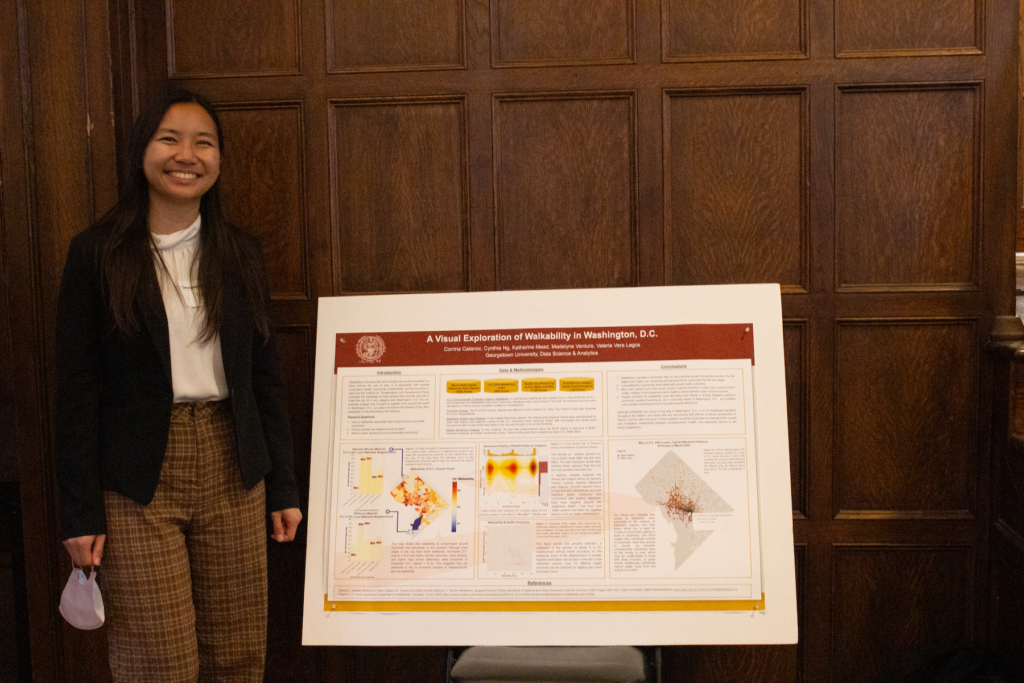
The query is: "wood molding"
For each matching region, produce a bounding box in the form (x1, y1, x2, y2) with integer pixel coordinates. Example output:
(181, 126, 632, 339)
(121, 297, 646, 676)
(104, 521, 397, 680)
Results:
(661, 0, 808, 63)
(993, 517, 1024, 554)
(834, 81, 984, 293)
(491, 0, 636, 68)
(835, 0, 984, 58)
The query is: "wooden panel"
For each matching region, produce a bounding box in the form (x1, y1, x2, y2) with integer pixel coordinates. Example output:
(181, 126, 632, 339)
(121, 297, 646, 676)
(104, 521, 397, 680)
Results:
(665, 88, 807, 291)
(991, 528, 1024, 674)
(27, 6, 93, 309)
(997, 440, 1024, 538)
(16, 0, 1024, 680)
(0, 159, 14, 482)
(1019, 6, 1024, 254)
(322, 646, 448, 683)
(836, 0, 982, 57)
(784, 321, 807, 516)
(662, 0, 806, 62)
(664, 633, 799, 677)
(664, 545, 804, 680)
(167, 0, 300, 77)
(0, 551, 15, 678)
(331, 98, 469, 293)
(83, 0, 118, 217)
(836, 84, 981, 291)
(216, 104, 308, 300)
(327, 0, 465, 73)
(19, 2, 119, 679)
(265, 326, 317, 681)
(832, 546, 973, 682)
(0, 1, 58, 677)
(1013, 362, 1024, 435)
(276, 326, 313, 511)
(266, 537, 317, 681)
(494, 93, 636, 290)
(0, 482, 30, 680)
(24, 3, 89, 672)
(492, 0, 634, 67)
(834, 320, 976, 517)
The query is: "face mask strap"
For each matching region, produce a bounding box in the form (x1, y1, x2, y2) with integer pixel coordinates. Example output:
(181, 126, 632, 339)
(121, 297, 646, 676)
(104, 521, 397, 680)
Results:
(69, 557, 97, 578)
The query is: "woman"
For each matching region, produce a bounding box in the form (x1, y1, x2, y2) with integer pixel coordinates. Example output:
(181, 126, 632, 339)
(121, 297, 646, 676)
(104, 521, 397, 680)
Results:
(56, 87, 302, 681)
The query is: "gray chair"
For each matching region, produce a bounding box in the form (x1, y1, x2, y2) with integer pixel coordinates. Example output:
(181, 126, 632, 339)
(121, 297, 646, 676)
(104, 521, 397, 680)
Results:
(447, 646, 660, 683)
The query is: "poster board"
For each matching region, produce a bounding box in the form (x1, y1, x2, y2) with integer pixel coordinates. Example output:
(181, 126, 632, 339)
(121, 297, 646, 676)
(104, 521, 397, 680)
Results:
(302, 285, 797, 646)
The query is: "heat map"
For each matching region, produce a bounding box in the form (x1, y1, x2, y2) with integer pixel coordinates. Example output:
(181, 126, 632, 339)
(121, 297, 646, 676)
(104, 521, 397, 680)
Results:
(390, 473, 450, 532)
(485, 449, 540, 497)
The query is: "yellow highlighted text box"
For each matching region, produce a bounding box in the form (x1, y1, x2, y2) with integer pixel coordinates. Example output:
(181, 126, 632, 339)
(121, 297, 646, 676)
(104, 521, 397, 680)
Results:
(446, 380, 481, 394)
(522, 378, 556, 392)
(484, 379, 519, 393)
(559, 377, 595, 392)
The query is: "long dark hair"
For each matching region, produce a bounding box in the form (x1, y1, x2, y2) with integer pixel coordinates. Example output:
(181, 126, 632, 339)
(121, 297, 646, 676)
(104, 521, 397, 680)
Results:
(96, 87, 271, 341)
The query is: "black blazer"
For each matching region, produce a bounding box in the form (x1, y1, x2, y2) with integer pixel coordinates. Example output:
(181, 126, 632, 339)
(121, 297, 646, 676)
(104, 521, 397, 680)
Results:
(55, 225, 300, 539)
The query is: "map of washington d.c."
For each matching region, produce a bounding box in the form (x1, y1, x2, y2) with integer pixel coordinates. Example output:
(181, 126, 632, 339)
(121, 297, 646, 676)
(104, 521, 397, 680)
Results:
(390, 473, 449, 532)
(635, 451, 733, 568)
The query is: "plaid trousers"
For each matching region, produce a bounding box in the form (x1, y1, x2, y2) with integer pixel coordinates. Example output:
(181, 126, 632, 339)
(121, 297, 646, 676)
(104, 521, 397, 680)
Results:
(100, 400, 267, 682)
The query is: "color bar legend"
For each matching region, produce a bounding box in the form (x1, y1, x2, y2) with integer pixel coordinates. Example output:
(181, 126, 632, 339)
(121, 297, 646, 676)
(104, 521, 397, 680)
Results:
(451, 481, 457, 532)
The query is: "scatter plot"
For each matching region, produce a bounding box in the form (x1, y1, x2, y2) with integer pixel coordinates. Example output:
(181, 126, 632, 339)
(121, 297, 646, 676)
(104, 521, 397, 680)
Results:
(635, 451, 732, 568)
(485, 523, 533, 571)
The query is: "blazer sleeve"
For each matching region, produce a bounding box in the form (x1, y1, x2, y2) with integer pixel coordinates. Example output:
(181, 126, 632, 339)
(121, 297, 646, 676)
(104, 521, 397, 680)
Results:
(54, 232, 107, 539)
(249, 243, 301, 514)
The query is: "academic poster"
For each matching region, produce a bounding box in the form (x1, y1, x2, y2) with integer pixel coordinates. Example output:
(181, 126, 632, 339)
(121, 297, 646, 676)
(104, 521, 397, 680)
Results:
(303, 286, 797, 646)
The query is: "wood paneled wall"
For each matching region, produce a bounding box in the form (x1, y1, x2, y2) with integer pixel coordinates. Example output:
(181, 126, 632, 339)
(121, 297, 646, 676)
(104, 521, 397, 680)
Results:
(2, 1, 125, 679)
(988, 325, 1024, 680)
(1, 1, 1020, 681)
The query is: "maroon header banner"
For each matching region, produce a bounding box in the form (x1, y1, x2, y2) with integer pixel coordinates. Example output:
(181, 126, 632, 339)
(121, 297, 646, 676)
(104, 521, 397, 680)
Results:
(335, 323, 754, 369)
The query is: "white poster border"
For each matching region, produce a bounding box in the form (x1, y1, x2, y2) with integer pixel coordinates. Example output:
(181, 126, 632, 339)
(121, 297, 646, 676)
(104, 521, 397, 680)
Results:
(302, 284, 797, 646)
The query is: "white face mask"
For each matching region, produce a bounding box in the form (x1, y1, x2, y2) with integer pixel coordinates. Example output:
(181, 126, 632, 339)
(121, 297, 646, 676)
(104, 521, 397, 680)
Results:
(59, 567, 105, 630)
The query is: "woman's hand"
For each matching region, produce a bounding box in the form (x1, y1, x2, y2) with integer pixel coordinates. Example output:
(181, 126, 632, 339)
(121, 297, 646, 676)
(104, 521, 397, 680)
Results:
(63, 534, 106, 567)
(270, 508, 302, 542)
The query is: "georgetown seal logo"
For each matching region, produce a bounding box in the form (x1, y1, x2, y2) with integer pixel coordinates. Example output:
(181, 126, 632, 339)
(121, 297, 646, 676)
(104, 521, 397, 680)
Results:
(355, 335, 386, 363)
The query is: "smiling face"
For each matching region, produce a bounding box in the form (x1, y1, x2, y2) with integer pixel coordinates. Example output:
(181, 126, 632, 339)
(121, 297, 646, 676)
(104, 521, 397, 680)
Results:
(142, 102, 221, 212)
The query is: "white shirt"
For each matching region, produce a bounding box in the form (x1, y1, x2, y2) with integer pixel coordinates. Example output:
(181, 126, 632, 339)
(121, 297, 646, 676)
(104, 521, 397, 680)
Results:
(150, 216, 229, 402)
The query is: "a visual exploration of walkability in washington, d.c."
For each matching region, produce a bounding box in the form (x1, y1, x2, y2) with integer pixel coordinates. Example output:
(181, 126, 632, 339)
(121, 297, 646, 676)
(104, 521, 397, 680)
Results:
(303, 285, 797, 647)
